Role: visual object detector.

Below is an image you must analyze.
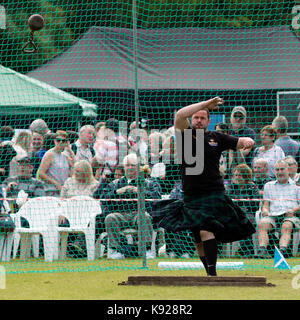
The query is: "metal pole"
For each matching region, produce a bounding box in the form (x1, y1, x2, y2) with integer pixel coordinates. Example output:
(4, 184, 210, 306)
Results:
(132, 0, 147, 267)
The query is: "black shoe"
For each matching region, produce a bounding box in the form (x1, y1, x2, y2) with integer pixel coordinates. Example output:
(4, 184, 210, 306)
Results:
(255, 249, 271, 259)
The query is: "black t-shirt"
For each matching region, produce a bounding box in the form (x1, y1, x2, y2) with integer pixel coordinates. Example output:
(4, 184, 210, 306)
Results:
(180, 130, 239, 194)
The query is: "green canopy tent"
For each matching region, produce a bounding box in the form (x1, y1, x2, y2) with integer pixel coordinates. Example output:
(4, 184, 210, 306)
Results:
(0, 65, 97, 131)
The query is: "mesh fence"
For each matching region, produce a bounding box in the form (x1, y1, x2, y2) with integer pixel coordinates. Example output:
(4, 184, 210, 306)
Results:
(0, 1, 299, 274)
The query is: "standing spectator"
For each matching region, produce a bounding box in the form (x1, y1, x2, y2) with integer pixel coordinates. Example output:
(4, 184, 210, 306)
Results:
(0, 126, 16, 184)
(272, 116, 299, 158)
(252, 125, 285, 179)
(252, 158, 271, 195)
(256, 159, 300, 258)
(9, 131, 32, 178)
(29, 118, 50, 136)
(71, 125, 95, 163)
(38, 130, 75, 196)
(284, 156, 300, 185)
(229, 106, 256, 170)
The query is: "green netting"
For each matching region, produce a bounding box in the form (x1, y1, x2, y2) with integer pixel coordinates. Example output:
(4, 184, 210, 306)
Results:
(0, 1, 299, 275)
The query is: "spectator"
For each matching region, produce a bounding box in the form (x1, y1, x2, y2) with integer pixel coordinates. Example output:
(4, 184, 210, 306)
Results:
(102, 153, 161, 259)
(0, 126, 16, 184)
(93, 118, 124, 177)
(29, 118, 50, 136)
(2, 155, 45, 214)
(31, 132, 44, 154)
(61, 160, 98, 198)
(215, 122, 230, 179)
(256, 159, 300, 258)
(228, 106, 256, 170)
(9, 131, 32, 178)
(38, 130, 75, 196)
(161, 181, 195, 258)
(272, 116, 299, 158)
(227, 164, 260, 257)
(252, 125, 285, 179)
(71, 125, 95, 163)
(284, 156, 300, 185)
(252, 158, 271, 195)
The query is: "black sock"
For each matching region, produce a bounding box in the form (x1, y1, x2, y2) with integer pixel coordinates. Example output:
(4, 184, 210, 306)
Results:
(203, 238, 218, 276)
(199, 256, 208, 275)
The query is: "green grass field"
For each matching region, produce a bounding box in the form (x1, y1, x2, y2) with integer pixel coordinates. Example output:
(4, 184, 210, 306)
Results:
(0, 257, 299, 300)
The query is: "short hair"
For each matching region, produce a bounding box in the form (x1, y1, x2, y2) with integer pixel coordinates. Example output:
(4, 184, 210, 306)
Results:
(79, 125, 94, 136)
(253, 158, 268, 168)
(192, 108, 210, 119)
(272, 116, 288, 135)
(260, 125, 278, 142)
(233, 163, 253, 183)
(274, 159, 289, 168)
(123, 153, 137, 166)
(30, 119, 49, 136)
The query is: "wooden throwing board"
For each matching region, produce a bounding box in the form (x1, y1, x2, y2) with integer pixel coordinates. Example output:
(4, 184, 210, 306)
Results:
(119, 276, 275, 287)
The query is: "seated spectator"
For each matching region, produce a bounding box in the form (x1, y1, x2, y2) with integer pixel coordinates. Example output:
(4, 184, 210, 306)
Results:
(38, 130, 75, 196)
(284, 156, 300, 185)
(102, 153, 161, 259)
(60, 160, 99, 256)
(2, 156, 45, 214)
(252, 158, 271, 195)
(61, 160, 98, 198)
(252, 125, 285, 179)
(9, 131, 32, 178)
(227, 164, 260, 257)
(0, 126, 16, 184)
(256, 159, 300, 258)
(272, 116, 299, 158)
(163, 181, 195, 258)
(71, 125, 95, 163)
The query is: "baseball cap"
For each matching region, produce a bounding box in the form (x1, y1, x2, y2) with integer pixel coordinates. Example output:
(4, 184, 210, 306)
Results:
(232, 106, 247, 117)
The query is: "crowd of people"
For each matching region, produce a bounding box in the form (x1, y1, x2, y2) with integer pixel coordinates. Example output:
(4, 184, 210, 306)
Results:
(0, 104, 299, 260)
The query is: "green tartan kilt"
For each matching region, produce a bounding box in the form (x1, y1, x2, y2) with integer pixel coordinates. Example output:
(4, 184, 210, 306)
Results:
(150, 192, 256, 243)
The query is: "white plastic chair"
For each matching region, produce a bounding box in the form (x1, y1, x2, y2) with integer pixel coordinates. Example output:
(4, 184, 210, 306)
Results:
(255, 210, 300, 257)
(58, 196, 101, 261)
(13, 197, 62, 261)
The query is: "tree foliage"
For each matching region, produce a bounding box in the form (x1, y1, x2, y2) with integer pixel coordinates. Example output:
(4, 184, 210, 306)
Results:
(0, 0, 297, 73)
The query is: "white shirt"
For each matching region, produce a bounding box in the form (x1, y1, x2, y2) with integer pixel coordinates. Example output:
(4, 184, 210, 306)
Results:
(263, 178, 300, 216)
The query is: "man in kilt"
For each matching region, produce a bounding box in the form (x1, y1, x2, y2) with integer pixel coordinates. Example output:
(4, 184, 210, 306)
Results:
(151, 97, 256, 276)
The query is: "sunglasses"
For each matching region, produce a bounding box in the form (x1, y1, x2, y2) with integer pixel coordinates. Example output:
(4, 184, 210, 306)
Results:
(55, 138, 67, 142)
(233, 114, 244, 120)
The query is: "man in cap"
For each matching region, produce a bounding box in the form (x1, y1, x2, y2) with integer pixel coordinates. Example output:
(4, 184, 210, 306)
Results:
(2, 155, 45, 213)
(229, 106, 256, 170)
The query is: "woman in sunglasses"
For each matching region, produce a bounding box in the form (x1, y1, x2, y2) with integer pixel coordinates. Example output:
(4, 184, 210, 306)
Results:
(38, 130, 75, 196)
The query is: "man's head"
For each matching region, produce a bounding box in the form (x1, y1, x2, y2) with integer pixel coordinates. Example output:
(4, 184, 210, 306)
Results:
(29, 119, 49, 136)
(284, 156, 298, 179)
(191, 109, 210, 131)
(32, 132, 43, 152)
(123, 153, 138, 180)
(274, 159, 290, 184)
(17, 156, 34, 178)
(230, 106, 247, 131)
(253, 158, 268, 180)
(272, 116, 288, 136)
(79, 125, 95, 146)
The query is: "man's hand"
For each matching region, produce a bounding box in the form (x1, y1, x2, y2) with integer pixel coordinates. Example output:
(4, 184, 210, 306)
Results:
(116, 186, 138, 194)
(206, 96, 225, 110)
(237, 137, 255, 151)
